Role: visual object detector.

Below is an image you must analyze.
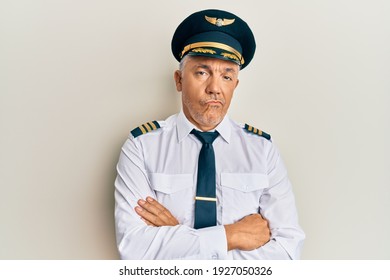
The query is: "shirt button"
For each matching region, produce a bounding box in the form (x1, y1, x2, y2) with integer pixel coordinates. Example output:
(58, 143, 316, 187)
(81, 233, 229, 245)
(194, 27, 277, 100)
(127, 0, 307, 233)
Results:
(212, 255, 218, 260)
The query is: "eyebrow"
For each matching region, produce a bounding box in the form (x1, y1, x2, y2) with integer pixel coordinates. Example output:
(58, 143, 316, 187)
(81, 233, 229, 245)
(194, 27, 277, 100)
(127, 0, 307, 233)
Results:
(194, 64, 238, 74)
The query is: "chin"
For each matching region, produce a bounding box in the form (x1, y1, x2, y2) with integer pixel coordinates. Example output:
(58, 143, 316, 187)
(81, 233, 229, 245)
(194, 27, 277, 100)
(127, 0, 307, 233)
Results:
(191, 109, 225, 128)
(204, 114, 224, 126)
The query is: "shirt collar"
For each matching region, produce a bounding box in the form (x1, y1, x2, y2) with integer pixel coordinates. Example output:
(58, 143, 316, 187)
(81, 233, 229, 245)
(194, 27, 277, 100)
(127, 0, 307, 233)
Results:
(176, 110, 231, 143)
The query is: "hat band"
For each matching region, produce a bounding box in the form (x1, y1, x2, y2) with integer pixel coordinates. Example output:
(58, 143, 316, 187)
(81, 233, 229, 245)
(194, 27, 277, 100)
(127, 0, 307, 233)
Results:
(180, 42, 244, 64)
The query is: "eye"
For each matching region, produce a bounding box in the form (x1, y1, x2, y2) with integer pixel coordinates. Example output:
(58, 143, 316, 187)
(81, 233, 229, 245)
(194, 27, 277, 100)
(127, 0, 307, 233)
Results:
(196, 71, 207, 76)
(223, 75, 233, 81)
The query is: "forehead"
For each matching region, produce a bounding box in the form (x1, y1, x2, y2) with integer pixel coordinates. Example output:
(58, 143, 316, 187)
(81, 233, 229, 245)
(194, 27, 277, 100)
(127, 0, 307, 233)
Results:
(185, 56, 240, 71)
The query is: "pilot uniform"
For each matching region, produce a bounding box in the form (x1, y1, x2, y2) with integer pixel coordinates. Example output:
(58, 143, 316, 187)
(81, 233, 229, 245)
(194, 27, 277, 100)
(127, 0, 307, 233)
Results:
(114, 9, 305, 259)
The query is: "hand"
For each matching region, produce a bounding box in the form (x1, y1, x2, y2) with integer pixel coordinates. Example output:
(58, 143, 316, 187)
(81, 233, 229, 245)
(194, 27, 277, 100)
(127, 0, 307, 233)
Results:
(224, 213, 270, 251)
(135, 196, 179, 227)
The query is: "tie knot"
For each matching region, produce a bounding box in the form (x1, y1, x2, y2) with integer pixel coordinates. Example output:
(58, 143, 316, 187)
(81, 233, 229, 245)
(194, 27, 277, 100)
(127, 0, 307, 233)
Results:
(191, 129, 219, 144)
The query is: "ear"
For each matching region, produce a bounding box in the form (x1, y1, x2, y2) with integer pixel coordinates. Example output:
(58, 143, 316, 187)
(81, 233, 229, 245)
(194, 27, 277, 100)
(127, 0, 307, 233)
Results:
(174, 70, 182, 92)
(235, 79, 239, 89)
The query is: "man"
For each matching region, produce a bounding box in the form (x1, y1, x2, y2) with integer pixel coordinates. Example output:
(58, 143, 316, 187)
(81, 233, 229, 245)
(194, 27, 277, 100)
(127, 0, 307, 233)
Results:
(114, 9, 305, 259)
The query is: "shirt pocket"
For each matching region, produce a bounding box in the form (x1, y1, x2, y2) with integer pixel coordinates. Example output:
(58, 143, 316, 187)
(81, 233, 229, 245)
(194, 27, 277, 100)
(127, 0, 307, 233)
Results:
(149, 173, 194, 225)
(220, 173, 269, 223)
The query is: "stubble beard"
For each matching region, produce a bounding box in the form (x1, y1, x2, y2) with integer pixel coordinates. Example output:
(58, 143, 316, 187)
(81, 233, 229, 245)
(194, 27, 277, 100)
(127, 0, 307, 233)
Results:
(183, 95, 226, 129)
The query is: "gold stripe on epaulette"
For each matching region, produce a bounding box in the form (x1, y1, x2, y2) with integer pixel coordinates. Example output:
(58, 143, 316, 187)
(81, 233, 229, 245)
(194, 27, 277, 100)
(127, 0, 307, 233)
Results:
(139, 125, 146, 134)
(131, 120, 161, 138)
(143, 123, 151, 132)
(243, 123, 271, 140)
(149, 121, 157, 130)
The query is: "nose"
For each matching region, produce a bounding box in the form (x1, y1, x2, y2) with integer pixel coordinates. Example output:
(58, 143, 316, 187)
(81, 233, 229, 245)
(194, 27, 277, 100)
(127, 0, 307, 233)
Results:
(205, 76, 221, 95)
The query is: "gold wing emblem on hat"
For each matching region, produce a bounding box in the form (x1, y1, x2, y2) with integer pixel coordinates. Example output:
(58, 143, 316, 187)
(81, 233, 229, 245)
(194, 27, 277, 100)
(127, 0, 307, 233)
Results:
(205, 15, 235, 27)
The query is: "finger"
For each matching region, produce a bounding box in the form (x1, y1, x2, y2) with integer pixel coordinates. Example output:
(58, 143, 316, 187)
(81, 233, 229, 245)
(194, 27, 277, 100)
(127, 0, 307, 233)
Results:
(145, 197, 172, 217)
(138, 198, 164, 216)
(147, 199, 179, 226)
(136, 202, 173, 226)
(141, 217, 154, 226)
(140, 198, 175, 223)
(146, 196, 167, 214)
(136, 198, 179, 226)
(135, 205, 159, 225)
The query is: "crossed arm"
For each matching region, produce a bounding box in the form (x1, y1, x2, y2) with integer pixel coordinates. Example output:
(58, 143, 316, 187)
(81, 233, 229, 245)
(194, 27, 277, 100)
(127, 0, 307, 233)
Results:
(116, 138, 304, 259)
(135, 196, 271, 251)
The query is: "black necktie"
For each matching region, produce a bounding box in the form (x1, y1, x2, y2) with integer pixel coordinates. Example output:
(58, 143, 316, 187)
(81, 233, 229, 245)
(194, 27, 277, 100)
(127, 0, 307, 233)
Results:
(191, 129, 219, 229)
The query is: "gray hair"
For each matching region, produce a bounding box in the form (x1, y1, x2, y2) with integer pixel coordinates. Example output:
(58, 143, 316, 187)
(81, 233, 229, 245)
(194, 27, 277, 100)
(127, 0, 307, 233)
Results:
(179, 55, 191, 72)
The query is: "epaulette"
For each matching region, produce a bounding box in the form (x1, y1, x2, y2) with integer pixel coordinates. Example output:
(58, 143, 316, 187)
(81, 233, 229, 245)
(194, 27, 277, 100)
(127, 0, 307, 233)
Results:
(130, 121, 161, 138)
(243, 124, 271, 141)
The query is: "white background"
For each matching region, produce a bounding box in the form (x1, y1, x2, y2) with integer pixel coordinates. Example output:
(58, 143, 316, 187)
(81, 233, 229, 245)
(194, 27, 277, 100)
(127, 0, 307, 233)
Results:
(1, 0, 389, 259)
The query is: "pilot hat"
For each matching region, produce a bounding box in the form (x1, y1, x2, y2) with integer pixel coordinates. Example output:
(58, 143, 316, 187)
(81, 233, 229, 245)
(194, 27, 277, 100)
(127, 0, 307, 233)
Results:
(171, 9, 256, 69)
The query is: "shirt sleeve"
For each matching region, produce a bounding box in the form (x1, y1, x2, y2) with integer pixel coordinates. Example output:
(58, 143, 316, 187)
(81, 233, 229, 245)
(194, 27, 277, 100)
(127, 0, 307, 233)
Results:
(114, 138, 228, 260)
(257, 140, 306, 259)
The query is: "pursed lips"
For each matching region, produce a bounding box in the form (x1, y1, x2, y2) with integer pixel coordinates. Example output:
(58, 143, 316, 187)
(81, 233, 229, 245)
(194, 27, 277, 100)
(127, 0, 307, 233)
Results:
(205, 99, 224, 106)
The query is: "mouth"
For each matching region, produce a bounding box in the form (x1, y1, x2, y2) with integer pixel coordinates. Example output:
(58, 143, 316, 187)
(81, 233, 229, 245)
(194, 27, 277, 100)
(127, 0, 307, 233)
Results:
(205, 100, 223, 106)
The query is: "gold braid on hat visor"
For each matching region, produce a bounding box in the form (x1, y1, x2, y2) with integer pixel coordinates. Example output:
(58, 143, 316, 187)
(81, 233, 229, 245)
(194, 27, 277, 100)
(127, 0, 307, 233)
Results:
(180, 42, 244, 65)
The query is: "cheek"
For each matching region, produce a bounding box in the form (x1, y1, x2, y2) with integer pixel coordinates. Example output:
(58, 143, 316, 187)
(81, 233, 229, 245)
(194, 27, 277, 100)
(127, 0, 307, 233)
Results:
(182, 87, 203, 106)
(223, 89, 234, 106)
(182, 91, 200, 112)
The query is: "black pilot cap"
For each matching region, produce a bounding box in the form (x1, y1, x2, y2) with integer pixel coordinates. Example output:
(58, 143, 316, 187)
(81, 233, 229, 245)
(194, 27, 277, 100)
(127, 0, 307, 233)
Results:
(171, 9, 256, 70)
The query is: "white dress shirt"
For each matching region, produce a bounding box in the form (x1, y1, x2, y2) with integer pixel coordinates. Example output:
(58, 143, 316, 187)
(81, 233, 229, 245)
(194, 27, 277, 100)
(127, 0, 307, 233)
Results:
(114, 111, 305, 259)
